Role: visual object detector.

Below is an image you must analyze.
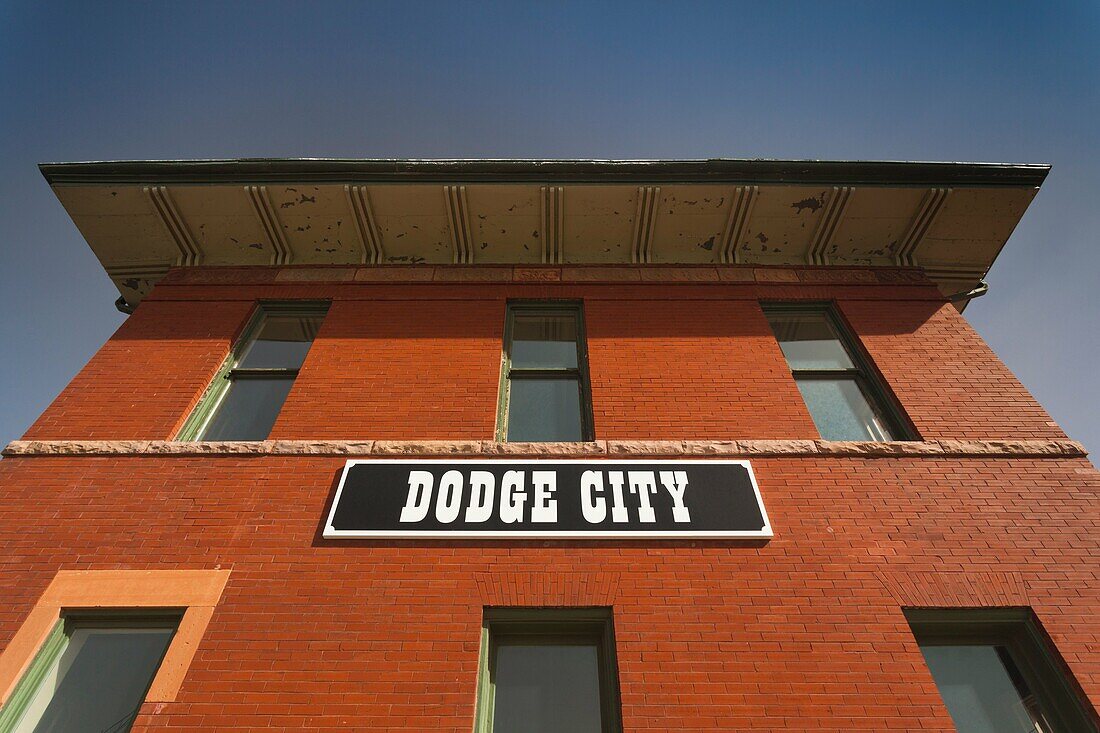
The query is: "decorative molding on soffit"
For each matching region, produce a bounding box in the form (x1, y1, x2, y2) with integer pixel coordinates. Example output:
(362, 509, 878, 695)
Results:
(720, 186, 759, 265)
(127, 182, 962, 273)
(889, 187, 986, 294)
(895, 187, 951, 267)
(106, 262, 174, 281)
(158, 263, 934, 287)
(344, 185, 384, 264)
(245, 185, 293, 265)
(631, 186, 660, 264)
(71, 179, 1021, 308)
(106, 262, 174, 302)
(807, 186, 853, 266)
(444, 185, 474, 264)
(144, 185, 202, 266)
(3, 439, 1087, 459)
(540, 186, 564, 264)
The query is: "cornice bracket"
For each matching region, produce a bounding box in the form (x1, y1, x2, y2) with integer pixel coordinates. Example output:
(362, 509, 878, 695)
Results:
(540, 186, 564, 264)
(631, 186, 660, 264)
(344, 185, 384, 264)
(445, 185, 474, 264)
(245, 185, 293, 265)
(896, 187, 951, 267)
(720, 185, 759, 264)
(807, 186, 853, 266)
(144, 186, 202, 266)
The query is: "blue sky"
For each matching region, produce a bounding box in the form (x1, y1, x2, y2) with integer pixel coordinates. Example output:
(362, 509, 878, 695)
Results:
(0, 1, 1097, 454)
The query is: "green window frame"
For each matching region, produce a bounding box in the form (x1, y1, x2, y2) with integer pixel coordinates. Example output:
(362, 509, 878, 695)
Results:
(496, 302, 595, 442)
(176, 301, 329, 441)
(0, 613, 181, 733)
(474, 608, 622, 733)
(906, 608, 1098, 733)
(762, 302, 914, 441)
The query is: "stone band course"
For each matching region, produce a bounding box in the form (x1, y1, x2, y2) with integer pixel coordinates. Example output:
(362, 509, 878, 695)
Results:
(3, 438, 1086, 458)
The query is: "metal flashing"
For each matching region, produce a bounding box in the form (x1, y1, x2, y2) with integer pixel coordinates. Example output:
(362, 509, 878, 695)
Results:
(40, 158, 1051, 188)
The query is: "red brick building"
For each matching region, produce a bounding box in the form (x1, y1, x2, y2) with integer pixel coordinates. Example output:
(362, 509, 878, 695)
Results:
(0, 159, 1096, 732)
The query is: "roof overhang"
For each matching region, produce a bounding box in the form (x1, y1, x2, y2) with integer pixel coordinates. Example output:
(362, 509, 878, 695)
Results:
(40, 158, 1049, 308)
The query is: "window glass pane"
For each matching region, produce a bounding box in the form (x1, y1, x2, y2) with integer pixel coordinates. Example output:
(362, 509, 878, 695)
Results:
(920, 645, 1052, 733)
(507, 379, 583, 442)
(766, 312, 854, 370)
(237, 315, 322, 369)
(14, 625, 174, 733)
(493, 643, 603, 733)
(200, 378, 294, 440)
(796, 377, 894, 440)
(510, 315, 579, 369)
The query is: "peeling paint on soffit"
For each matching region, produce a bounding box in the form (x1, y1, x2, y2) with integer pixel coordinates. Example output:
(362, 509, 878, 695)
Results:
(39, 159, 1049, 306)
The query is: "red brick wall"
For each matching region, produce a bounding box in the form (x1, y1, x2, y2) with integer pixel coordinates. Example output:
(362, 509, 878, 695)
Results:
(839, 299, 1065, 440)
(273, 299, 503, 440)
(18, 271, 1068, 442)
(586, 299, 814, 439)
(23, 300, 254, 441)
(0, 454, 1095, 731)
(2, 267, 1096, 731)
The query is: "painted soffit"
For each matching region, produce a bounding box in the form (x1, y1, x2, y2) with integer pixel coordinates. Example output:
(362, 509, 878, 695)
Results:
(39, 158, 1049, 306)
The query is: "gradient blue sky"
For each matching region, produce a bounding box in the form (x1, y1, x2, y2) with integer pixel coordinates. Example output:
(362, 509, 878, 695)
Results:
(1, 1, 1096, 455)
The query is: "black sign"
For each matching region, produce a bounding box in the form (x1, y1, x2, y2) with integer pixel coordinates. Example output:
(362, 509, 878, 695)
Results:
(323, 459, 771, 539)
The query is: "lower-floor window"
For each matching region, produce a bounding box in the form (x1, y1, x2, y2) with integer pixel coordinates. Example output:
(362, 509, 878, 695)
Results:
(2, 615, 178, 733)
(906, 608, 1096, 733)
(476, 608, 622, 733)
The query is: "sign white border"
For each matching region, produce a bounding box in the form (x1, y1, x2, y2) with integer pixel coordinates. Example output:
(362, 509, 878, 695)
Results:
(322, 458, 773, 539)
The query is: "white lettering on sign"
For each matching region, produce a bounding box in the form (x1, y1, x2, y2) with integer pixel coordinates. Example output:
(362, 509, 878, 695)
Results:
(628, 471, 658, 523)
(464, 470, 495, 523)
(658, 470, 691, 523)
(399, 469, 691, 525)
(500, 470, 526, 524)
(531, 471, 558, 523)
(608, 471, 628, 523)
(435, 470, 463, 523)
(581, 470, 606, 523)
(399, 470, 434, 523)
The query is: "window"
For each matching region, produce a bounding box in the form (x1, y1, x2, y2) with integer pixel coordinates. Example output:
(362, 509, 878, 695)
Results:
(475, 609, 622, 733)
(763, 304, 911, 440)
(178, 302, 328, 441)
(497, 303, 593, 442)
(906, 609, 1097, 733)
(0, 615, 179, 733)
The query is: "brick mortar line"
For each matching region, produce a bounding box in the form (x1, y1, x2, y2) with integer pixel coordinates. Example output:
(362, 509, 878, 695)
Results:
(1, 439, 1087, 459)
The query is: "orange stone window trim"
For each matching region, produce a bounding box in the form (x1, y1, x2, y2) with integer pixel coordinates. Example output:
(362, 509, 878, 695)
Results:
(0, 569, 231, 706)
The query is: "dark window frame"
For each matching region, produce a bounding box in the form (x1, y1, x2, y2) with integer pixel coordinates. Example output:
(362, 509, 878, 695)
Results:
(475, 608, 622, 733)
(176, 301, 329, 441)
(906, 608, 1098, 733)
(496, 301, 595, 442)
(761, 301, 916, 441)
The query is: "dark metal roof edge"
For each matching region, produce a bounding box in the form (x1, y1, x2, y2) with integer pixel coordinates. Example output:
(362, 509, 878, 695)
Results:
(39, 158, 1052, 188)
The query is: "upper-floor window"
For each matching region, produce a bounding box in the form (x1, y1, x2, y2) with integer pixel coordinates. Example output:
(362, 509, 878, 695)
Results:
(763, 304, 912, 441)
(177, 302, 328, 441)
(906, 609, 1096, 733)
(497, 303, 593, 442)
